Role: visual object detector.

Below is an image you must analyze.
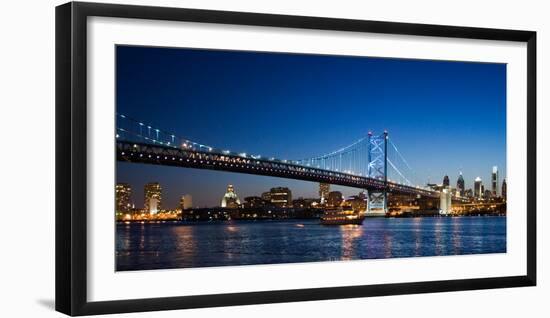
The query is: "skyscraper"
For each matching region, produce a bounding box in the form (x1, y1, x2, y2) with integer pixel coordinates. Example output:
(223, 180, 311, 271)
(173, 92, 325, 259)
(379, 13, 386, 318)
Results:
(443, 175, 450, 188)
(440, 188, 452, 215)
(319, 183, 330, 204)
(474, 177, 483, 199)
(502, 178, 507, 200)
(456, 172, 465, 196)
(115, 183, 132, 213)
(491, 166, 499, 197)
(144, 182, 162, 214)
(221, 184, 241, 208)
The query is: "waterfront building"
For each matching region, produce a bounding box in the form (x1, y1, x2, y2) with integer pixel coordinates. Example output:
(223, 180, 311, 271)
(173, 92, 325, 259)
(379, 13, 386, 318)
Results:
(184, 194, 193, 209)
(502, 178, 507, 201)
(319, 183, 330, 205)
(269, 187, 292, 207)
(327, 191, 344, 207)
(456, 172, 465, 196)
(464, 189, 473, 198)
(179, 195, 185, 211)
(115, 183, 132, 213)
(261, 191, 271, 203)
(221, 184, 241, 208)
(474, 177, 483, 199)
(443, 175, 450, 188)
(243, 196, 264, 208)
(292, 198, 319, 209)
(144, 182, 162, 214)
(179, 194, 193, 210)
(491, 166, 500, 197)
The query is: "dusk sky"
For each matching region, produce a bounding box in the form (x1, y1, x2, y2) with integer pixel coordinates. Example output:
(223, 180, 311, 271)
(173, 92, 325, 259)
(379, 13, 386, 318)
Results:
(116, 45, 506, 209)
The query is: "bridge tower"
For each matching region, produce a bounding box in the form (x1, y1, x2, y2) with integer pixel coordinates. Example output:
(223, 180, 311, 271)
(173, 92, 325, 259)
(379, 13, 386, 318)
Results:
(366, 131, 388, 216)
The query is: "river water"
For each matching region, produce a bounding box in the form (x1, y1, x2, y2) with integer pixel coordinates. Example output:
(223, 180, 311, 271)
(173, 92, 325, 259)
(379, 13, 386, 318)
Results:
(116, 216, 506, 271)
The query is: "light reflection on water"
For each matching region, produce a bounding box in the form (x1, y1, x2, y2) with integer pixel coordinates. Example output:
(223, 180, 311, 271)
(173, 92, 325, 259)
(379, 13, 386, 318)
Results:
(116, 216, 506, 271)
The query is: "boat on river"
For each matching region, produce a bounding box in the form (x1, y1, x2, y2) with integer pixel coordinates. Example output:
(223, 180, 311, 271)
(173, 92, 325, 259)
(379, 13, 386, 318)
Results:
(320, 206, 365, 225)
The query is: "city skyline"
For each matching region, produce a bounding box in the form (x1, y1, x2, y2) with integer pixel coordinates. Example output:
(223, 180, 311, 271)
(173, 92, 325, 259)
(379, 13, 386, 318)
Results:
(116, 45, 506, 209)
(117, 167, 505, 210)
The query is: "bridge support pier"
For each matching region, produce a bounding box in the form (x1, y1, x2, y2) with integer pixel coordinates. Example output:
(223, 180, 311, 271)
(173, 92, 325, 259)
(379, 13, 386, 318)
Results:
(366, 190, 387, 217)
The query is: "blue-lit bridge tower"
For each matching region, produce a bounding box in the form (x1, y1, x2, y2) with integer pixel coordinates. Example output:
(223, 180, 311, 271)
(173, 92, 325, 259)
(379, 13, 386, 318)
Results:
(366, 131, 388, 216)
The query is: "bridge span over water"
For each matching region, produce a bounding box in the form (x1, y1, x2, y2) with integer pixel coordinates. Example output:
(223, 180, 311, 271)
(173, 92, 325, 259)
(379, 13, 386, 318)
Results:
(116, 114, 455, 214)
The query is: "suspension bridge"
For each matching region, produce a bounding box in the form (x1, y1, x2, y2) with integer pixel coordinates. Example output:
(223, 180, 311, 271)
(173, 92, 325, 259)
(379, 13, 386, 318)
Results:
(115, 114, 441, 214)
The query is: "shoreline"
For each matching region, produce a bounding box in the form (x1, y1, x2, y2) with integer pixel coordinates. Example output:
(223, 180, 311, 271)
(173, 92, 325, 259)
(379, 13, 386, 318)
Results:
(116, 214, 506, 224)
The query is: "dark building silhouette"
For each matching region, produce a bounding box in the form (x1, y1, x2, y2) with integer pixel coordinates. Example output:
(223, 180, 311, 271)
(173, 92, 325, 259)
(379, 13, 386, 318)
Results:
(443, 175, 450, 188)
(456, 173, 465, 196)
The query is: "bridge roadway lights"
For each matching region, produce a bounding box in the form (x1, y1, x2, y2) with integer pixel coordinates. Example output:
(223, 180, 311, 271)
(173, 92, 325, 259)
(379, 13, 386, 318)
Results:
(116, 141, 437, 199)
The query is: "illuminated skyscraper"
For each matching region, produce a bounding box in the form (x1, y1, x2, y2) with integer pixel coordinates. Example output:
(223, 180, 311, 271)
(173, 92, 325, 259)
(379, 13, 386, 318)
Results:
(491, 166, 499, 197)
(443, 175, 450, 188)
(502, 178, 507, 200)
(115, 183, 132, 213)
(474, 177, 483, 199)
(319, 183, 330, 204)
(144, 182, 162, 214)
(221, 184, 241, 208)
(456, 172, 465, 196)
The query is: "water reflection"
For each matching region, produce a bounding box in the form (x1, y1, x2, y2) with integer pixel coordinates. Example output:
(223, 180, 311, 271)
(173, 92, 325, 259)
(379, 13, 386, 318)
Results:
(412, 217, 422, 257)
(116, 217, 506, 271)
(451, 217, 462, 254)
(340, 225, 363, 260)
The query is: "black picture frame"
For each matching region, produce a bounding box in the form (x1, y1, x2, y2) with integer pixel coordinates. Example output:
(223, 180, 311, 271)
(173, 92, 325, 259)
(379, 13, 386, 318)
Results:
(55, 1, 537, 316)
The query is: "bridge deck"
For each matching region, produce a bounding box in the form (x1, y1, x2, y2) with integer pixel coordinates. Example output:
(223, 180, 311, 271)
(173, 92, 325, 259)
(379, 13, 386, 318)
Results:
(116, 141, 438, 197)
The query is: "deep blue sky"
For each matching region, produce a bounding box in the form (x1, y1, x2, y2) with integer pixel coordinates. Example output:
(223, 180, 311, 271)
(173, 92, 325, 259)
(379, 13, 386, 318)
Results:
(116, 45, 506, 209)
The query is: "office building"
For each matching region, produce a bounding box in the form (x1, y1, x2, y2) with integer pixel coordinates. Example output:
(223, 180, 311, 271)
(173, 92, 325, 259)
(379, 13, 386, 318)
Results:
(243, 196, 264, 208)
(502, 178, 507, 200)
(456, 172, 465, 196)
(269, 187, 292, 207)
(144, 182, 162, 214)
(474, 177, 483, 199)
(491, 166, 499, 197)
(443, 175, 450, 188)
(180, 194, 193, 210)
(319, 183, 330, 204)
(115, 183, 132, 213)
